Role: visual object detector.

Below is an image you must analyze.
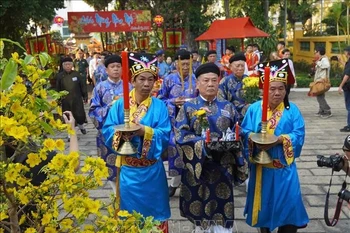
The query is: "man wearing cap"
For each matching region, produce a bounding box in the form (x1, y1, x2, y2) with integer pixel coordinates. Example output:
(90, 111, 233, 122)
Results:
(73, 48, 89, 89)
(313, 46, 332, 119)
(89, 52, 101, 86)
(338, 46, 350, 132)
(206, 50, 224, 72)
(93, 51, 109, 85)
(156, 50, 168, 79)
(158, 49, 198, 197)
(103, 52, 171, 231)
(218, 52, 249, 122)
(89, 55, 133, 191)
(342, 135, 350, 175)
(56, 57, 88, 135)
(191, 50, 201, 72)
(175, 62, 241, 233)
(241, 59, 309, 233)
(220, 46, 235, 74)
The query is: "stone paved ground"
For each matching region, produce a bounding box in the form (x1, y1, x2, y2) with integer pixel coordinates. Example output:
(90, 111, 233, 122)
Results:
(59, 88, 350, 233)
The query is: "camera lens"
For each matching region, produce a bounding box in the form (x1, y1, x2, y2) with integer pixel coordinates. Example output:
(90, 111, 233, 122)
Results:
(338, 189, 350, 203)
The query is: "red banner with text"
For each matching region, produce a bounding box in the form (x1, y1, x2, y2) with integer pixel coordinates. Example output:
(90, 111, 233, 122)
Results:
(68, 10, 151, 33)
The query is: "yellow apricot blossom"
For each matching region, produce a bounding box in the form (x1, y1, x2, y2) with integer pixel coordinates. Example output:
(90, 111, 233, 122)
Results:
(6, 125, 30, 142)
(0, 211, 9, 221)
(26, 153, 41, 168)
(17, 190, 30, 205)
(41, 213, 52, 225)
(11, 83, 27, 97)
(43, 138, 56, 151)
(10, 101, 23, 114)
(24, 228, 37, 233)
(0, 93, 10, 108)
(60, 219, 73, 230)
(55, 139, 65, 151)
(44, 227, 57, 233)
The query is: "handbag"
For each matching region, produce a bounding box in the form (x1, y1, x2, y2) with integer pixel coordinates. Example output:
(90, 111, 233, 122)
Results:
(309, 66, 331, 96)
(309, 78, 331, 96)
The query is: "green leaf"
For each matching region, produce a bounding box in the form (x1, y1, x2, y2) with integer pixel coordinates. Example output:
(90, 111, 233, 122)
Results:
(48, 89, 68, 100)
(1, 58, 18, 91)
(39, 120, 55, 135)
(0, 38, 26, 51)
(35, 97, 50, 111)
(24, 55, 35, 65)
(39, 54, 48, 67)
(41, 69, 53, 79)
(0, 58, 8, 70)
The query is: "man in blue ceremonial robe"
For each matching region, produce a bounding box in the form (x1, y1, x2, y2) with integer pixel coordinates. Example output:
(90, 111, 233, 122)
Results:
(89, 55, 133, 191)
(175, 63, 246, 233)
(241, 59, 309, 233)
(158, 49, 198, 197)
(102, 52, 171, 230)
(218, 53, 249, 122)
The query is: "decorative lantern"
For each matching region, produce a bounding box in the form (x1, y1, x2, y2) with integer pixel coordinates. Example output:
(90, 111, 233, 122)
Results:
(153, 15, 164, 27)
(54, 16, 64, 26)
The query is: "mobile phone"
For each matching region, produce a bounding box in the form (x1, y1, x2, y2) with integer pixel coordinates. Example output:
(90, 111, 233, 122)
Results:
(64, 112, 70, 120)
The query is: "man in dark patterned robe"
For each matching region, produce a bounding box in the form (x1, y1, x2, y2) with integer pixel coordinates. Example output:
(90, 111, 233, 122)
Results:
(175, 63, 247, 232)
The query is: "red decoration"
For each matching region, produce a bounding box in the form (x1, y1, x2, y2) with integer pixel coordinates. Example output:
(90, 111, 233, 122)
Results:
(163, 29, 184, 49)
(54, 16, 64, 25)
(153, 15, 164, 27)
(262, 67, 270, 122)
(68, 11, 151, 33)
(26, 34, 52, 55)
(137, 37, 150, 50)
(121, 51, 130, 110)
(235, 122, 240, 141)
(205, 128, 211, 143)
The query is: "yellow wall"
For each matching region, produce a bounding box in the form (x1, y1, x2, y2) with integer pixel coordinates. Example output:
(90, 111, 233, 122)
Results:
(286, 23, 349, 64)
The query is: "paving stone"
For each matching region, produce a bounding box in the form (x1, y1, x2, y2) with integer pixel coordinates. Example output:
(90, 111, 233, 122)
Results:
(298, 220, 326, 232)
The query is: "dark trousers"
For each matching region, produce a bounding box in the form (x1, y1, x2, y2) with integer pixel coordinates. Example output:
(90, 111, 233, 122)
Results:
(260, 225, 298, 233)
(344, 90, 350, 126)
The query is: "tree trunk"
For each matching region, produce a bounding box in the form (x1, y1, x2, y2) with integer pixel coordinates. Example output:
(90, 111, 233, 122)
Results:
(8, 199, 20, 233)
(224, 0, 230, 18)
(264, 0, 269, 22)
(100, 32, 105, 51)
(347, 5, 349, 45)
(185, 30, 197, 51)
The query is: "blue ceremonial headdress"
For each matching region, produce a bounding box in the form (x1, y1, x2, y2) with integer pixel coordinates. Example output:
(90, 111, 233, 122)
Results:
(128, 52, 158, 80)
(257, 59, 295, 110)
(257, 59, 295, 88)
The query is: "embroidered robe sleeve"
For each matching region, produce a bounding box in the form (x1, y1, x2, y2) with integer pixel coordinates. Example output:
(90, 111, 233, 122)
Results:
(102, 99, 125, 151)
(88, 84, 108, 129)
(278, 104, 305, 165)
(174, 105, 207, 183)
(218, 76, 229, 101)
(141, 100, 171, 160)
(157, 76, 176, 105)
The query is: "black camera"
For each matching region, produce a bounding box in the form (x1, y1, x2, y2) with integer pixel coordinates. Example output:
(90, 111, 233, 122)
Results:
(316, 154, 344, 171)
(338, 189, 350, 203)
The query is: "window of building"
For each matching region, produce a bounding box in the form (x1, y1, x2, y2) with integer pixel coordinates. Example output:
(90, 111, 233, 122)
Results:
(300, 42, 310, 51)
(314, 42, 326, 50)
(331, 42, 347, 53)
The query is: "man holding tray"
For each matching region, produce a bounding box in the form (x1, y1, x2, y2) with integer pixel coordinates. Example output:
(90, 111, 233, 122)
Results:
(175, 63, 247, 233)
(241, 59, 309, 233)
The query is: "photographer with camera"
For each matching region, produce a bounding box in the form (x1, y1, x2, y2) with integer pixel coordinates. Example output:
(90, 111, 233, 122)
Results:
(316, 134, 350, 227)
(337, 46, 350, 132)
